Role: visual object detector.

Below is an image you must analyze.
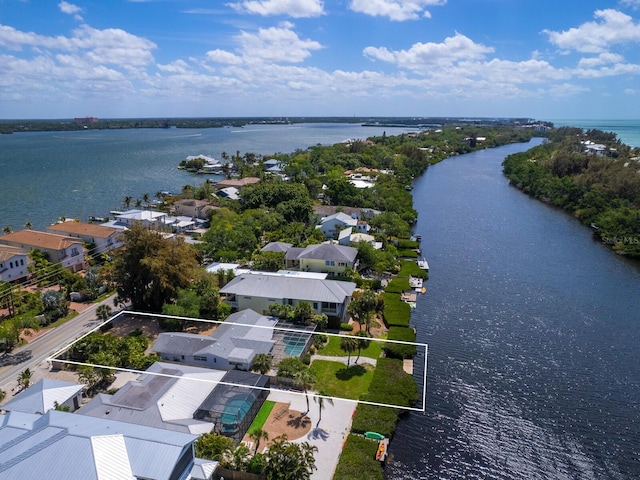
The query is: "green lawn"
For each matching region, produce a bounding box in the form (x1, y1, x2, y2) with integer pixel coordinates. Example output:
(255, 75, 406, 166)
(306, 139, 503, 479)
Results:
(317, 335, 385, 359)
(246, 400, 275, 435)
(310, 360, 374, 400)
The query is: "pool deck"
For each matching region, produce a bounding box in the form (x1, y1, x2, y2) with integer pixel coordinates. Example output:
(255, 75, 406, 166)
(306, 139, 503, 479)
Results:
(267, 389, 357, 480)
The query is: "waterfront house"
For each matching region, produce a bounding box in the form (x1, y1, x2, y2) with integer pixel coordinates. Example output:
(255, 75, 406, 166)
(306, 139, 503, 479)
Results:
(0, 244, 29, 283)
(216, 186, 240, 201)
(46, 220, 122, 255)
(215, 177, 260, 188)
(173, 199, 218, 220)
(0, 409, 215, 480)
(219, 272, 356, 323)
(0, 230, 85, 273)
(152, 309, 277, 371)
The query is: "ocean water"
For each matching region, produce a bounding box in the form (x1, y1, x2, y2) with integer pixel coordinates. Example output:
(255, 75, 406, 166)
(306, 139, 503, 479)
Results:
(0, 123, 398, 231)
(550, 119, 640, 148)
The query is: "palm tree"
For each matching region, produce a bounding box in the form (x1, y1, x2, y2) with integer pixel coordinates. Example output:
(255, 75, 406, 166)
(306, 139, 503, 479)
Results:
(24, 221, 32, 229)
(249, 428, 269, 454)
(123, 195, 133, 209)
(313, 391, 333, 427)
(2, 226, 11, 235)
(251, 353, 272, 374)
(0, 388, 6, 404)
(294, 366, 316, 415)
(96, 304, 112, 322)
(339, 336, 358, 366)
(17, 368, 32, 391)
(142, 192, 150, 208)
(354, 331, 372, 365)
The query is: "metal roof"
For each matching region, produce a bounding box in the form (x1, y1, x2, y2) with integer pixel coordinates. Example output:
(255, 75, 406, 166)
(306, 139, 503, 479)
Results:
(220, 273, 356, 303)
(2, 378, 83, 415)
(0, 410, 198, 480)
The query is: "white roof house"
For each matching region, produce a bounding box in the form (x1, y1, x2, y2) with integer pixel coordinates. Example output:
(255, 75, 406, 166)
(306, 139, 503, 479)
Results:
(220, 273, 356, 322)
(152, 310, 277, 371)
(2, 378, 83, 414)
(317, 212, 358, 239)
(0, 409, 214, 480)
(78, 362, 226, 435)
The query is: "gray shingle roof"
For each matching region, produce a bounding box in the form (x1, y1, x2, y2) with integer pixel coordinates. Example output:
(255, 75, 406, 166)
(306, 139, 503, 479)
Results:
(295, 243, 357, 263)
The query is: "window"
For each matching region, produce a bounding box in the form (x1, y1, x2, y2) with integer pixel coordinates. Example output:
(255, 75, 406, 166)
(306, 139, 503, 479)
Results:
(243, 296, 252, 299)
(325, 260, 335, 266)
(313, 302, 318, 310)
(71, 247, 79, 257)
(194, 355, 207, 362)
(9, 262, 13, 268)
(20, 259, 24, 266)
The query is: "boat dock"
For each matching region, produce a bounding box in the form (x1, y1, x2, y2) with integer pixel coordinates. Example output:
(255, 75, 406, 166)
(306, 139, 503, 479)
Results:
(417, 257, 429, 271)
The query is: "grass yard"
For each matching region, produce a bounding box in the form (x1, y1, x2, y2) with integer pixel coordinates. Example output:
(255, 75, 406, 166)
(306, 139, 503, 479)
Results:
(246, 400, 275, 435)
(317, 335, 385, 359)
(311, 360, 374, 400)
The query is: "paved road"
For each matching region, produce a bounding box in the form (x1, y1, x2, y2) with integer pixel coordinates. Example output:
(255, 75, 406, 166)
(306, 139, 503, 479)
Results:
(0, 295, 118, 395)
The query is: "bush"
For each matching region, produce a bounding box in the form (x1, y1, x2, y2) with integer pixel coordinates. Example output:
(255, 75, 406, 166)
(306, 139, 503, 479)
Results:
(332, 434, 383, 480)
(351, 404, 400, 438)
(340, 322, 353, 331)
(384, 326, 417, 359)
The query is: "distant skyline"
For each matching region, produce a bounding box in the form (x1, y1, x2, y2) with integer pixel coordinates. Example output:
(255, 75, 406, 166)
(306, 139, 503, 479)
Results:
(1, 0, 640, 120)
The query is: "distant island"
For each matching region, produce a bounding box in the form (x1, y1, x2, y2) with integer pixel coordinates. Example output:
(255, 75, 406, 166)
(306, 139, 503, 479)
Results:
(0, 116, 546, 135)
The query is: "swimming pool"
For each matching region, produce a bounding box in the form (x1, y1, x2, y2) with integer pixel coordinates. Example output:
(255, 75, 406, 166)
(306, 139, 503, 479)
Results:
(283, 332, 307, 356)
(220, 394, 253, 431)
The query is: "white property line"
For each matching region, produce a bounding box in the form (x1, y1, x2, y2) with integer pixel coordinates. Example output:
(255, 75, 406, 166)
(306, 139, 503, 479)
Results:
(49, 310, 428, 413)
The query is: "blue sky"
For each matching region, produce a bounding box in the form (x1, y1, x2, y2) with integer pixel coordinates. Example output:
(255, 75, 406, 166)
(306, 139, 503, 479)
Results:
(1, 0, 640, 120)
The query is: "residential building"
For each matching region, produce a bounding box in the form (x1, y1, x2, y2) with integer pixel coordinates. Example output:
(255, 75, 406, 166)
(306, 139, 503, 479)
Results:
(79, 362, 224, 434)
(0, 409, 216, 480)
(152, 309, 277, 371)
(284, 243, 357, 275)
(0, 244, 29, 283)
(0, 230, 85, 273)
(215, 177, 260, 188)
(316, 212, 358, 239)
(220, 272, 356, 322)
(173, 199, 218, 220)
(109, 209, 167, 229)
(2, 378, 83, 414)
(46, 220, 122, 255)
(312, 205, 381, 220)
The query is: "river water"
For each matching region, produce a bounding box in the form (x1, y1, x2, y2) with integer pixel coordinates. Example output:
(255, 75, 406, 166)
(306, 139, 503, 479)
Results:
(387, 140, 640, 479)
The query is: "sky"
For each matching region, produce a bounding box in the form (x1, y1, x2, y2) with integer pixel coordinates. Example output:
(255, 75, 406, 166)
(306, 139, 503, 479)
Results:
(1, 0, 640, 120)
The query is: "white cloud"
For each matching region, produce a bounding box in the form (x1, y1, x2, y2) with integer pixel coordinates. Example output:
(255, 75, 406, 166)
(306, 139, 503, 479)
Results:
(620, 0, 640, 8)
(213, 22, 323, 64)
(578, 52, 624, 68)
(59, 1, 83, 21)
(364, 33, 494, 71)
(157, 59, 191, 73)
(206, 49, 244, 65)
(228, 0, 325, 18)
(544, 9, 640, 53)
(349, 0, 446, 22)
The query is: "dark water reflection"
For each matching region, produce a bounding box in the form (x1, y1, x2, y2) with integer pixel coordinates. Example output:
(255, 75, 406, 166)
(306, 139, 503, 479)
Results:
(387, 140, 640, 480)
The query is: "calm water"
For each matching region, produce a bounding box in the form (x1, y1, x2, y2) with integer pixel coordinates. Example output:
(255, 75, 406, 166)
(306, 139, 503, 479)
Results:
(0, 123, 396, 230)
(551, 119, 640, 148)
(387, 140, 640, 479)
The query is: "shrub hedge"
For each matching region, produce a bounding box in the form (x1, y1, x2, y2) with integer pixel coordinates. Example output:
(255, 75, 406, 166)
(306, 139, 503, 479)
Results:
(332, 435, 384, 480)
(383, 326, 417, 359)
